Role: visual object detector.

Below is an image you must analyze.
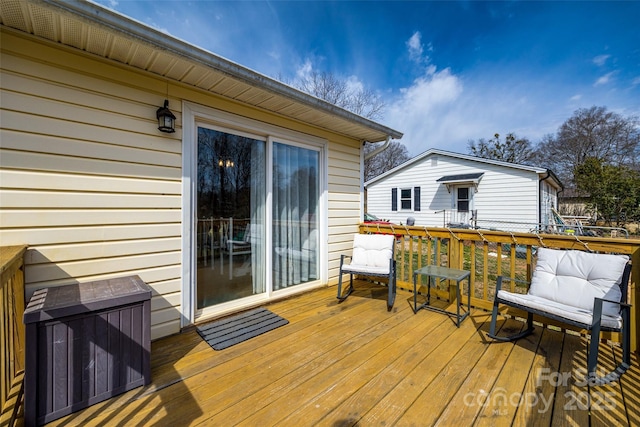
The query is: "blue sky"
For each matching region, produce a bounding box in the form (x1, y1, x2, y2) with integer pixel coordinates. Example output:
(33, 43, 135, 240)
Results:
(95, 0, 640, 156)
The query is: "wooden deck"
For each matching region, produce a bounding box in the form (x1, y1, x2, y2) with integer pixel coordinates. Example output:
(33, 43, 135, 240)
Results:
(44, 282, 640, 426)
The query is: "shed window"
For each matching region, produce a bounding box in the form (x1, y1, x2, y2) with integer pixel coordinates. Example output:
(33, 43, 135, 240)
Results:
(457, 187, 470, 212)
(400, 188, 412, 210)
(392, 186, 420, 211)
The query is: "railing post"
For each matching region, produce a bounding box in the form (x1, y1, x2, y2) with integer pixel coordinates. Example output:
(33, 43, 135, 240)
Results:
(1, 245, 27, 427)
(448, 236, 463, 302)
(632, 248, 640, 354)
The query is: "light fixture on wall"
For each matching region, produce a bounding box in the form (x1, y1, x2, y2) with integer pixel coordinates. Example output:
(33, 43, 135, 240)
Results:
(156, 100, 176, 133)
(218, 159, 234, 168)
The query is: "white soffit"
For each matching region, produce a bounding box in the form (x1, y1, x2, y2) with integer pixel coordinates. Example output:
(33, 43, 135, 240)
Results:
(0, 0, 403, 143)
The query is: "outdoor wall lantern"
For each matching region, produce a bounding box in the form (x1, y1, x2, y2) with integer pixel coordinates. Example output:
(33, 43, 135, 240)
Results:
(156, 100, 176, 133)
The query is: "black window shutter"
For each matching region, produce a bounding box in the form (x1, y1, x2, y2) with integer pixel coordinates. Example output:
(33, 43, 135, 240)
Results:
(391, 188, 398, 211)
(414, 187, 421, 211)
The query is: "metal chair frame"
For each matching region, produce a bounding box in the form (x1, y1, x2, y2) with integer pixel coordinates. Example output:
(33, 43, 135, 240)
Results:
(488, 263, 632, 386)
(336, 235, 397, 311)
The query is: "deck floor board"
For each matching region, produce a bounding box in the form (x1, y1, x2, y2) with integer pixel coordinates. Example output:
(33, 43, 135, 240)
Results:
(43, 282, 640, 427)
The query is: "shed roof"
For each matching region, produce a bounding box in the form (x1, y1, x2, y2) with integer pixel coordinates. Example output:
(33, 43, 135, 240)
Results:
(0, 0, 402, 143)
(436, 172, 485, 183)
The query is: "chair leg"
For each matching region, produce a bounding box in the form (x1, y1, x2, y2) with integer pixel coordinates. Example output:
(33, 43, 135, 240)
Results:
(337, 272, 354, 301)
(488, 310, 534, 341)
(487, 277, 534, 341)
(487, 293, 501, 339)
(586, 300, 631, 386)
(386, 260, 396, 311)
(336, 255, 354, 302)
(337, 255, 353, 302)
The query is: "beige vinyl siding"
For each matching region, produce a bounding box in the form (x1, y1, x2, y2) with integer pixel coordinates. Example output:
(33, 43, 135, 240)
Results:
(1, 32, 183, 340)
(1, 30, 365, 338)
(327, 141, 362, 282)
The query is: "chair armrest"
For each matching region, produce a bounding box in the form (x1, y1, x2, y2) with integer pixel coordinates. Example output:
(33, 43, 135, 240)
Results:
(594, 297, 631, 308)
(339, 254, 352, 268)
(591, 296, 632, 328)
(593, 297, 631, 317)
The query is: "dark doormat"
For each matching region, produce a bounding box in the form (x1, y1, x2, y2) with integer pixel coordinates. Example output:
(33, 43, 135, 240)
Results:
(196, 307, 289, 350)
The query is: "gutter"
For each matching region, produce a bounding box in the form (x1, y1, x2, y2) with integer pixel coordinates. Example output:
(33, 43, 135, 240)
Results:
(364, 136, 392, 160)
(539, 170, 563, 225)
(38, 0, 403, 140)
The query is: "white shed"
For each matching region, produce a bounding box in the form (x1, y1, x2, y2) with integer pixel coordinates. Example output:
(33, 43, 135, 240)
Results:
(365, 149, 562, 232)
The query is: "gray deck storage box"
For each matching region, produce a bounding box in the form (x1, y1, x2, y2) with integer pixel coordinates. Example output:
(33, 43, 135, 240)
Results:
(23, 275, 151, 426)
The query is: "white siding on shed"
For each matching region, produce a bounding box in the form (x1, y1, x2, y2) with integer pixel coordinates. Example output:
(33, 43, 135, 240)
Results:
(366, 152, 550, 229)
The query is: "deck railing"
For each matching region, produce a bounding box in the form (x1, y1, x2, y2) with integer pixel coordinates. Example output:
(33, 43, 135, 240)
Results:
(1, 245, 27, 426)
(360, 223, 640, 351)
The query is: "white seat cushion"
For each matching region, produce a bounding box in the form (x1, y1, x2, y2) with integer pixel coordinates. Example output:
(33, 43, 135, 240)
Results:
(529, 248, 629, 317)
(342, 263, 390, 276)
(497, 290, 623, 329)
(344, 234, 394, 275)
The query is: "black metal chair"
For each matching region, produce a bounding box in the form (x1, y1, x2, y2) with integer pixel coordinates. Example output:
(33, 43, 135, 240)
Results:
(336, 234, 397, 311)
(488, 247, 632, 386)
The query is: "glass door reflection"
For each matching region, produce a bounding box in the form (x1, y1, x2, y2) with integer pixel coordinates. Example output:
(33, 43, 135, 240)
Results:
(196, 127, 266, 309)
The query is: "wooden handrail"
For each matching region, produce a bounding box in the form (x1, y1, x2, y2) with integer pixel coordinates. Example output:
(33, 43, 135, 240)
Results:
(1, 245, 27, 427)
(360, 224, 640, 352)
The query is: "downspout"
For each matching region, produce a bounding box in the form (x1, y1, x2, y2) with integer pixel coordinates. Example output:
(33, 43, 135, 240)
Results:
(539, 171, 559, 227)
(539, 172, 550, 226)
(364, 136, 392, 160)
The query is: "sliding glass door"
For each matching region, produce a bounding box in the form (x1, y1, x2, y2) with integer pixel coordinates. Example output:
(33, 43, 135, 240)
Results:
(192, 110, 323, 316)
(196, 126, 266, 309)
(272, 142, 319, 290)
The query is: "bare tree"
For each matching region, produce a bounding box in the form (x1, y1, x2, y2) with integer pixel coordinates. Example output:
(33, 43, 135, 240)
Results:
(364, 141, 410, 182)
(285, 70, 386, 121)
(536, 106, 640, 190)
(279, 69, 407, 179)
(468, 133, 537, 164)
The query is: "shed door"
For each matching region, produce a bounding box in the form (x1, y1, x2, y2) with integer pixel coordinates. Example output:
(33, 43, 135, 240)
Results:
(456, 187, 470, 212)
(451, 186, 474, 224)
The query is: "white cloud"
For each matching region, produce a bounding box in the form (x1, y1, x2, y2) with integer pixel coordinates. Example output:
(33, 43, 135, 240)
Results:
(570, 94, 582, 102)
(407, 32, 423, 58)
(346, 75, 364, 93)
(384, 68, 465, 155)
(632, 76, 640, 87)
(383, 66, 569, 156)
(268, 50, 281, 61)
(592, 54, 610, 66)
(594, 71, 616, 86)
(407, 31, 430, 63)
(296, 59, 313, 80)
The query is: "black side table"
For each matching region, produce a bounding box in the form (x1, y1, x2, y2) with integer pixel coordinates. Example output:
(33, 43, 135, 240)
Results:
(413, 265, 471, 327)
